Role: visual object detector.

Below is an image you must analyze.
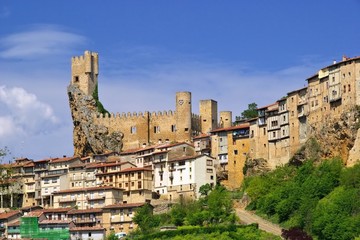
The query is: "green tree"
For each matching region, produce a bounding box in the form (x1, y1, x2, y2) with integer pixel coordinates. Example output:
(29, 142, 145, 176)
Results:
(240, 103, 258, 119)
(199, 183, 212, 196)
(132, 203, 160, 234)
(106, 231, 118, 240)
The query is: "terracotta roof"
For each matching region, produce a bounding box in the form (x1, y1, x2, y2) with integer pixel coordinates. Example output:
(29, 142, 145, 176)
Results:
(70, 226, 105, 231)
(156, 142, 193, 149)
(193, 133, 211, 140)
(103, 202, 146, 209)
(120, 167, 152, 172)
(7, 220, 20, 227)
(23, 211, 44, 217)
(67, 208, 103, 215)
(33, 207, 73, 213)
(86, 161, 132, 169)
(210, 123, 250, 133)
(50, 156, 79, 164)
(0, 210, 21, 220)
(34, 159, 51, 163)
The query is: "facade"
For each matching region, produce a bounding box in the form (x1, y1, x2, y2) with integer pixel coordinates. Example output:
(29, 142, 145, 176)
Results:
(102, 203, 146, 235)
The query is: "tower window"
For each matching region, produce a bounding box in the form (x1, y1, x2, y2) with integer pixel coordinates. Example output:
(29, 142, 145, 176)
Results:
(74, 76, 79, 83)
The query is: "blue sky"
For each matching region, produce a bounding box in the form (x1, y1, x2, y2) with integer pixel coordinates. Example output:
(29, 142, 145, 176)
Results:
(1, 0, 360, 161)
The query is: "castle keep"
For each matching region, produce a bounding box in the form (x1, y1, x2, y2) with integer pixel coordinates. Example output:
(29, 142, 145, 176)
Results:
(69, 51, 220, 152)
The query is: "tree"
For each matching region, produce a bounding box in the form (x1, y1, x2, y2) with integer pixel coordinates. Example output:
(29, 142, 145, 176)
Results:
(106, 231, 118, 240)
(132, 203, 160, 234)
(240, 103, 258, 119)
(199, 183, 212, 196)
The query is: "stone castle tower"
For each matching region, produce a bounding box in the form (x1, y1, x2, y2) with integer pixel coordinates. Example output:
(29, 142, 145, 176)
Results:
(71, 50, 99, 96)
(69, 51, 226, 153)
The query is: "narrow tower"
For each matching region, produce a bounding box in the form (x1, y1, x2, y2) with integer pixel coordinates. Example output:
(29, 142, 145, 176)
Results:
(199, 99, 218, 133)
(219, 111, 232, 128)
(71, 50, 99, 96)
(175, 92, 192, 142)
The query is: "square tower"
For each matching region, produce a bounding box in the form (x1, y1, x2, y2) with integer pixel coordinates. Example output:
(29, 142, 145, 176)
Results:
(199, 99, 218, 133)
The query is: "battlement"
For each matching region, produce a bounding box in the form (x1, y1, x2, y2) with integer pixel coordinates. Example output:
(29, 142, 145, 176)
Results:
(94, 110, 176, 120)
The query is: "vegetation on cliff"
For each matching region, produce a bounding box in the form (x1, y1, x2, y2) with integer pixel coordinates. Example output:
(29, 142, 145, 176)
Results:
(243, 158, 360, 240)
(130, 185, 280, 239)
(92, 84, 109, 115)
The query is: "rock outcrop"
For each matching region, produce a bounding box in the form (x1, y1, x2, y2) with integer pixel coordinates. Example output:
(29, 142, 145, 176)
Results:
(67, 84, 123, 157)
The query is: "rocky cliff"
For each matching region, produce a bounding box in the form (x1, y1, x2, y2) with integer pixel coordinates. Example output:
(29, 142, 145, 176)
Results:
(67, 84, 123, 157)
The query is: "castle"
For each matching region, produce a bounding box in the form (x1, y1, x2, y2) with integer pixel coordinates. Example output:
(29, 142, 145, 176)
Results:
(69, 51, 360, 190)
(70, 50, 231, 151)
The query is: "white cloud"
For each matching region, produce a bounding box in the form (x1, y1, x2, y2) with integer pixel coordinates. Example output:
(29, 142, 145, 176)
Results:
(0, 25, 86, 59)
(0, 86, 59, 138)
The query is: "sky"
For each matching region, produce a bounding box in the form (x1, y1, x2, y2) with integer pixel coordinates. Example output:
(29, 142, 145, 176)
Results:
(0, 0, 360, 161)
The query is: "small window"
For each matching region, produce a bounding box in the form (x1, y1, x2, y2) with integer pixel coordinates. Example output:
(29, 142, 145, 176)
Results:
(74, 76, 79, 82)
(130, 126, 137, 134)
(234, 150, 238, 155)
(184, 128, 189, 132)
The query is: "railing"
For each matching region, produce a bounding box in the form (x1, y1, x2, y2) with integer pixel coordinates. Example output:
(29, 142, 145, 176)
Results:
(74, 218, 97, 224)
(87, 196, 105, 201)
(59, 197, 77, 203)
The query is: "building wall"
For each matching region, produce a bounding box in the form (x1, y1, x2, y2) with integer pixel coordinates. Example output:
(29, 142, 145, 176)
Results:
(199, 100, 218, 133)
(226, 131, 249, 190)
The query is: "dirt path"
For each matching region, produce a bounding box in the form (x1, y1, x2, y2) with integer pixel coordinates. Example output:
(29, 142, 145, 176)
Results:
(235, 208, 283, 236)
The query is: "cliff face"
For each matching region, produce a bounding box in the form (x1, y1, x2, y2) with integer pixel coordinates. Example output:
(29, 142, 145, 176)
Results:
(67, 84, 123, 157)
(313, 110, 359, 164)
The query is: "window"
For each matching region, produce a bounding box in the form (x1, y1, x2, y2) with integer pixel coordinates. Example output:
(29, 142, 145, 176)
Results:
(74, 76, 79, 82)
(207, 168, 213, 173)
(206, 160, 213, 166)
(210, 175, 214, 180)
(171, 125, 176, 132)
(273, 132, 276, 138)
(344, 85, 346, 93)
(130, 126, 137, 134)
(348, 84, 351, 92)
(154, 126, 160, 133)
(234, 150, 238, 155)
(179, 161, 185, 166)
(138, 172, 141, 179)
(271, 120, 278, 127)
(184, 128, 189, 132)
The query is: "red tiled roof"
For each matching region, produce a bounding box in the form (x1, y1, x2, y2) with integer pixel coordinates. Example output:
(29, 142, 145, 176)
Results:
(23, 211, 44, 217)
(120, 167, 152, 172)
(193, 133, 211, 140)
(168, 155, 196, 163)
(156, 142, 193, 149)
(7, 220, 20, 227)
(86, 161, 132, 169)
(103, 202, 146, 209)
(50, 156, 79, 164)
(33, 207, 73, 213)
(210, 123, 250, 133)
(0, 210, 21, 220)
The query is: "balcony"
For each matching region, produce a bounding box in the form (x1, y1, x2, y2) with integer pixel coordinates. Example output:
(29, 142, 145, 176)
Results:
(87, 196, 105, 201)
(59, 197, 77, 203)
(74, 218, 97, 224)
(85, 176, 96, 181)
(7, 228, 20, 234)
